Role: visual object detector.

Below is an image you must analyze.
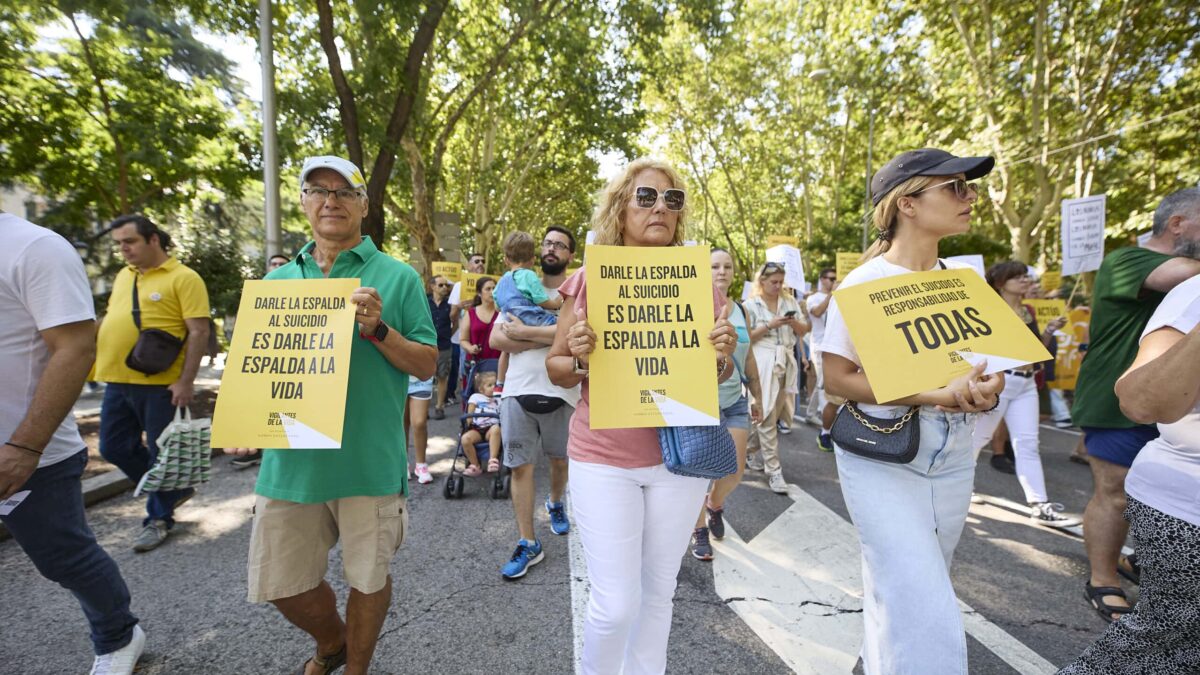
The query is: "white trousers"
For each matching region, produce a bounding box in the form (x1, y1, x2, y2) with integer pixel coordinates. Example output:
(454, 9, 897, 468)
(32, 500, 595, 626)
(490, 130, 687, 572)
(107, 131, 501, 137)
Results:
(571, 459, 709, 675)
(971, 374, 1048, 503)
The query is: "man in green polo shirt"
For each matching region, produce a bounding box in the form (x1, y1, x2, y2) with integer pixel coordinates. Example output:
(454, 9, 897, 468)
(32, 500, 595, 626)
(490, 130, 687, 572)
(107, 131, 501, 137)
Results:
(226, 155, 436, 675)
(1072, 187, 1200, 622)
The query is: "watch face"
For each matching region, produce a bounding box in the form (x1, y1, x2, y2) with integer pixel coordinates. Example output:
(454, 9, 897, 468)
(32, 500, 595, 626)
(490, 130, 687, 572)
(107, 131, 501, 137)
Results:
(374, 322, 389, 341)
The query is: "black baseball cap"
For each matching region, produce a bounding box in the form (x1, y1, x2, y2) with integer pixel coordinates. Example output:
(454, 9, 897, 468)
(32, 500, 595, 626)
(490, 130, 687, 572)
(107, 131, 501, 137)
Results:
(870, 148, 995, 206)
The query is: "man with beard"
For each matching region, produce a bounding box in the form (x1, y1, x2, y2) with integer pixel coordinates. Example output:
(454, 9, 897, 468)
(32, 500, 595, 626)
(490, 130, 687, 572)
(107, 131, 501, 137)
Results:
(1073, 187, 1200, 622)
(488, 226, 581, 579)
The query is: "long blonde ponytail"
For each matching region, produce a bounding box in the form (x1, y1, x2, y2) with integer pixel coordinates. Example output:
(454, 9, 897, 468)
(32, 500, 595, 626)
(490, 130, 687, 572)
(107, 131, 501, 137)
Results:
(861, 175, 941, 263)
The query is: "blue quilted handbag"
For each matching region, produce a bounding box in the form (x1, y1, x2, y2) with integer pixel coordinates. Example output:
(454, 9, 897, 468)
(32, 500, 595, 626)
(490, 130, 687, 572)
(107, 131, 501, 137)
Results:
(658, 423, 738, 479)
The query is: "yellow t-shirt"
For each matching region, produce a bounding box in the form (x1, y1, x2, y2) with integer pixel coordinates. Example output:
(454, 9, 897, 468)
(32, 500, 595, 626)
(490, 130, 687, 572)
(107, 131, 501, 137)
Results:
(95, 258, 210, 385)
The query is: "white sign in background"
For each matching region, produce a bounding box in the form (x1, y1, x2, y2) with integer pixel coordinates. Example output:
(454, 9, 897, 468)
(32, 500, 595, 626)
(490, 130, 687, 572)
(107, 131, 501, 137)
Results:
(765, 244, 806, 292)
(947, 254, 986, 279)
(1061, 195, 1106, 276)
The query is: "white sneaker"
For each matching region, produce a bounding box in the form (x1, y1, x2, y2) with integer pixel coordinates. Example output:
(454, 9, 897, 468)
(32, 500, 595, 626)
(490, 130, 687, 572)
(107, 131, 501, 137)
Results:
(1030, 502, 1082, 528)
(768, 472, 788, 494)
(1054, 419, 1074, 429)
(91, 624, 146, 675)
(414, 463, 433, 485)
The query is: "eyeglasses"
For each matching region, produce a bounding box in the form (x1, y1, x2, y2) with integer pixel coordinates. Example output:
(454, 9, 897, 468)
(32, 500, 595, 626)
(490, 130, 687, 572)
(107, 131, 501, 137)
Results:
(761, 262, 785, 274)
(435, 282, 451, 288)
(909, 178, 978, 201)
(821, 275, 836, 281)
(542, 240, 571, 252)
(302, 187, 363, 202)
(634, 186, 686, 211)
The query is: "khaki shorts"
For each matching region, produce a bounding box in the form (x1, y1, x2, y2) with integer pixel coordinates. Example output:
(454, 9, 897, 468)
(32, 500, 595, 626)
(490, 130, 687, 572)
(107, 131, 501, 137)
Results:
(247, 493, 408, 602)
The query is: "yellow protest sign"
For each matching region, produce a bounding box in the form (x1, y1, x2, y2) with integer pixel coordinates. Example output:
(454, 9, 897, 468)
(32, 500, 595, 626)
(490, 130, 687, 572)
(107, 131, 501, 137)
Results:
(457, 271, 492, 306)
(766, 235, 800, 248)
(1026, 299, 1067, 329)
(836, 252, 862, 280)
(1041, 271, 1062, 293)
(832, 268, 1053, 403)
(1050, 307, 1091, 390)
(586, 245, 720, 429)
(431, 261, 461, 283)
(210, 279, 359, 449)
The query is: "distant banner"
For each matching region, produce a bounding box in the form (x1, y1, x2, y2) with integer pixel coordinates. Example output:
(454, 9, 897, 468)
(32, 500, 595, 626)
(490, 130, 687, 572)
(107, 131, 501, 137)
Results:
(1051, 307, 1091, 390)
(766, 235, 800, 248)
(836, 252, 862, 280)
(1041, 271, 1062, 293)
(1061, 195, 1106, 276)
(765, 244, 805, 291)
(431, 261, 462, 283)
(457, 271, 491, 305)
(946, 254, 985, 278)
(210, 279, 358, 449)
(586, 245, 720, 429)
(1026, 299, 1067, 329)
(832, 268, 1053, 402)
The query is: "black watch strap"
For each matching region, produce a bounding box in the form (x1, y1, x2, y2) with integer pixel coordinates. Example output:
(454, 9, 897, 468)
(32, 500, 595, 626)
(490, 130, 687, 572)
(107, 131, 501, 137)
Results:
(373, 321, 389, 342)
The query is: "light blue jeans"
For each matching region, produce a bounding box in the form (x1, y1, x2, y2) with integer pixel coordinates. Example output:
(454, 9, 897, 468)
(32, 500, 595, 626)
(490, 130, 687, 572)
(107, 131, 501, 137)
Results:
(834, 408, 976, 675)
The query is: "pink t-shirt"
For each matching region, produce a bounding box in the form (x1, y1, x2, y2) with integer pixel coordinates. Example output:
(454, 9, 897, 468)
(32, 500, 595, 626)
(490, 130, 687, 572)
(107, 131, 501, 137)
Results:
(559, 266, 726, 469)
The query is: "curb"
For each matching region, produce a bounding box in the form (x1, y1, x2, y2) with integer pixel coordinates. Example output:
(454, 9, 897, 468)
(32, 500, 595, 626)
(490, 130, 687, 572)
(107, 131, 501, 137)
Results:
(0, 470, 132, 542)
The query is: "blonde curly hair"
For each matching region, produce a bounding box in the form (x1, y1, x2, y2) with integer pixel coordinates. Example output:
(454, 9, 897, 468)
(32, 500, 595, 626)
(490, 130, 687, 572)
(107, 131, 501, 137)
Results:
(590, 158, 688, 246)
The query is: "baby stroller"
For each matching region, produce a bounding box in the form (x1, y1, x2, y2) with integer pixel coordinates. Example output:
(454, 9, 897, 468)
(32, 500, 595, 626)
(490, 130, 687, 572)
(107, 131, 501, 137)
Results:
(443, 357, 511, 500)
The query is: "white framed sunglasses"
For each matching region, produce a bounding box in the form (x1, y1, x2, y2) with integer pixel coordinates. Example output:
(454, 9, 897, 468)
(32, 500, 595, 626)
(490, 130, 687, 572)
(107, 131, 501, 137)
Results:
(908, 178, 979, 201)
(634, 185, 686, 211)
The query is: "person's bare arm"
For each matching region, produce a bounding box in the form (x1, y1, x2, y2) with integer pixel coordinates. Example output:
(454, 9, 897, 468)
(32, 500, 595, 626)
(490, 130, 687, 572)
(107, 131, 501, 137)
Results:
(1144, 257, 1200, 294)
(490, 318, 556, 353)
(1116, 325, 1200, 424)
(169, 317, 211, 407)
(0, 320, 96, 499)
(809, 293, 833, 318)
(548, 297, 588, 388)
(823, 353, 1003, 412)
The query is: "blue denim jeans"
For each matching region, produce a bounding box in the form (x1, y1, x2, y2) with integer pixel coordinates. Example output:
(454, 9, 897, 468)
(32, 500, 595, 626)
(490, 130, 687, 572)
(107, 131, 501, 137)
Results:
(0, 450, 139, 654)
(494, 274, 558, 327)
(98, 382, 193, 527)
(834, 409, 976, 675)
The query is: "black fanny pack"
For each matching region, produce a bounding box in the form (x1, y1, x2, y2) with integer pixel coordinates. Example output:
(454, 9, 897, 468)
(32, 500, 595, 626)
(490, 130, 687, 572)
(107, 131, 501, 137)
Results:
(515, 394, 566, 414)
(125, 277, 185, 375)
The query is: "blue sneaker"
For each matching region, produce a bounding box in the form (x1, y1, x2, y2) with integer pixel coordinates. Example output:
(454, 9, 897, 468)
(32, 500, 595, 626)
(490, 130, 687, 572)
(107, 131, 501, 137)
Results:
(546, 499, 570, 535)
(501, 538, 544, 579)
(817, 432, 834, 453)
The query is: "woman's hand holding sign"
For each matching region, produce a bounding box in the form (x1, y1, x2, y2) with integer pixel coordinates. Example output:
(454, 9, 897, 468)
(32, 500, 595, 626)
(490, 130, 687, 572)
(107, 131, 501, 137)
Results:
(933, 361, 1004, 413)
(566, 308, 598, 367)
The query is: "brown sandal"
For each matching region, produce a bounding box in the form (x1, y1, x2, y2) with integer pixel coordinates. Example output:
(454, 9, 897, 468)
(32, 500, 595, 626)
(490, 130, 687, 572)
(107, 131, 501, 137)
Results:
(298, 644, 346, 675)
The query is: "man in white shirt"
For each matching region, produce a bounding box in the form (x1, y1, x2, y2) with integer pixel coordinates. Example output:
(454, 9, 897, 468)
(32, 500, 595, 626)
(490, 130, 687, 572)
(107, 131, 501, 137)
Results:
(805, 267, 840, 451)
(448, 252, 486, 402)
(489, 227, 580, 580)
(0, 213, 145, 673)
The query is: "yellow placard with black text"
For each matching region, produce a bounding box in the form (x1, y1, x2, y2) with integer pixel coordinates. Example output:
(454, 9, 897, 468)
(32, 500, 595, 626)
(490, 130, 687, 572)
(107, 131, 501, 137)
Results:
(1040, 271, 1062, 293)
(1051, 307, 1091, 390)
(1025, 299, 1067, 329)
(586, 245, 720, 429)
(210, 278, 359, 449)
(836, 252, 862, 280)
(431, 261, 461, 283)
(832, 268, 1053, 403)
(457, 272, 491, 306)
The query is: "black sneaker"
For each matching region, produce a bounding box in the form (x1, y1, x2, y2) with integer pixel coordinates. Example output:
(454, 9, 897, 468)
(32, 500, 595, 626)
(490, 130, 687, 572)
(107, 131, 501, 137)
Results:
(989, 453, 1016, 474)
(231, 450, 262, 469)
(691, 527, 713, 561)
(706, 505, 725, 540)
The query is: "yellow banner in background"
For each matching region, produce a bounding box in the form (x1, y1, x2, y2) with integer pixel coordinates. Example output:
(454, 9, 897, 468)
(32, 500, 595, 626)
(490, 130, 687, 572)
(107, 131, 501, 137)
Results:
(832, 268, 1053, 403)
(1040, 271, 1062, 293)
(766, 235, 800, 248)
(1026, 299, 1067, 328)
(457, 271, 492, 305)
(586, 245, 720, 429)
(431, 261, 462, 282)
(1051, 307, 1091, 390)
(836, 252, 862, 280)
(210, 278, 359, 449)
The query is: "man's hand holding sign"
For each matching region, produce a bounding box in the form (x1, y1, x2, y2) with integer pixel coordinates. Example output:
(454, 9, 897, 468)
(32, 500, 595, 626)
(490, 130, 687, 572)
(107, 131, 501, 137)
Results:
(828, 267, 1053, 409)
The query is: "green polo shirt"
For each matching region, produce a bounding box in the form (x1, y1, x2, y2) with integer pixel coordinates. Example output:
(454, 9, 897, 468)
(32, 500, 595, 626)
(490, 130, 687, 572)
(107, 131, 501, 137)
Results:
(255, 237, 437, 503)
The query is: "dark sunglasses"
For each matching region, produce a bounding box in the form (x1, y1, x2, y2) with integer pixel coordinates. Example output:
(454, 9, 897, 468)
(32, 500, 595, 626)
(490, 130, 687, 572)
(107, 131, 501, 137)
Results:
(909, 178, 979, 201)
(634, 186, 686, 211)
(435, 282, 451, 288)
(821, 275, 836, 281)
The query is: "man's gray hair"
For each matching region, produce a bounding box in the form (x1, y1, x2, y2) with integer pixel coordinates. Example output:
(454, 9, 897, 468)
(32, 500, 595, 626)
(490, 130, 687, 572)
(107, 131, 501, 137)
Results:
(1152, 187, 1200, 236)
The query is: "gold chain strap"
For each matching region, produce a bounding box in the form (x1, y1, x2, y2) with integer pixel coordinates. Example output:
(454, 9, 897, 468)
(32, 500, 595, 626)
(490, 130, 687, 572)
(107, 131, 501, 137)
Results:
(846, 403, 918, 434)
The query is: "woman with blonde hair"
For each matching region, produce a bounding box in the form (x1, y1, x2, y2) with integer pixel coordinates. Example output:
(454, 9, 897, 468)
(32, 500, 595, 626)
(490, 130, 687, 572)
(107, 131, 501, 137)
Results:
(744, 262, 807, 493)
(547, 157, 738, 674)
(820, 149, 1004, 673)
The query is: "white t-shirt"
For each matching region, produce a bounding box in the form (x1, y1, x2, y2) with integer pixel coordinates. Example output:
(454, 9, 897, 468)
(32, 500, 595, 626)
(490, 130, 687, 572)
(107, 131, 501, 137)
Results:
(818, 255, 973, 418)
(1125, 275, 1200, 527)
(493, 280, 580, 408)
(467, 393, 500, 427)
(806, 291, 830, 345)
(0, 214, 96, 468)
(448, 281, 462, 345)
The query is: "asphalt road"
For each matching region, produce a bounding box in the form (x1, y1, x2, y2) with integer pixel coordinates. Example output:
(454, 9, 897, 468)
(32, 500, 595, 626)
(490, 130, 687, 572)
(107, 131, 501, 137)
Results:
(0, 408, 1115, 674)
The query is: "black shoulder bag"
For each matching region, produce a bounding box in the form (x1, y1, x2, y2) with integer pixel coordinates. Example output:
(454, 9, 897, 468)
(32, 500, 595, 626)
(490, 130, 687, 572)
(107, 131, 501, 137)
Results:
(125, 276, 185, 375)
(829, 259, 948, 463)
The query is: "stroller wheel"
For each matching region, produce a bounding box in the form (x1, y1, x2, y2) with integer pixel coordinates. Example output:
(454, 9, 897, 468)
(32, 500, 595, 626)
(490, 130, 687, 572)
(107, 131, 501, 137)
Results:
(500, 473, 512, 499)
(490, 475, 504, 499)
(442, 475, 456, 500)
(453, 475, 465, 499)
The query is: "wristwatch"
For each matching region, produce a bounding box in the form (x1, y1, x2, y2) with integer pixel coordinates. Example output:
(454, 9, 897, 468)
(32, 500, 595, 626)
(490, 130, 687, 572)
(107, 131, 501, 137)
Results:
(362, 321, 389, 343)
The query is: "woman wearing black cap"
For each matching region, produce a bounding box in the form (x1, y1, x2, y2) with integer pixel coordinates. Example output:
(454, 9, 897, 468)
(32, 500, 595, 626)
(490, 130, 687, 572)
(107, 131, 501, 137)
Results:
(817, 148, 1005, 673)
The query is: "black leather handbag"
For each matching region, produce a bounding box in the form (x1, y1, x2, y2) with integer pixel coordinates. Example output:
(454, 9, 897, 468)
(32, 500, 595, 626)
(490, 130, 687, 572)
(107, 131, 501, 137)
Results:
(124, 277, 185, 375)
(830, 402, 921, 464)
